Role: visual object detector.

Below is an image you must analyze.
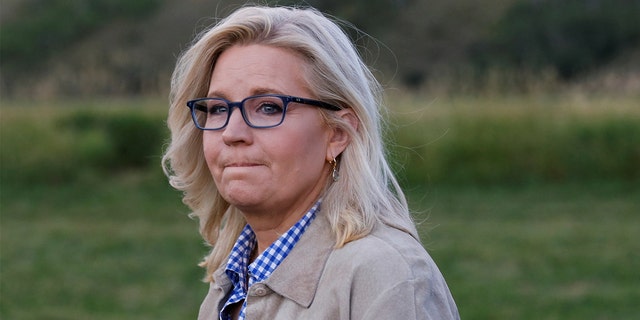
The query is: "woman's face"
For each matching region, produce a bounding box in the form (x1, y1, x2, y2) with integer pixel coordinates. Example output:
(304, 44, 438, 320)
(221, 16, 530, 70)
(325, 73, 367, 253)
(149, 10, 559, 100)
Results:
(203, 44, 334, 218)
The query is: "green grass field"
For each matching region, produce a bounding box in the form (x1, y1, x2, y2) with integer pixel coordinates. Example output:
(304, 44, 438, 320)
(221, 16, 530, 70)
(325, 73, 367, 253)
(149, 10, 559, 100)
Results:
(2, 177, 638, 319)
(2, 94, 639, 319)
(414, 182, 639, 319)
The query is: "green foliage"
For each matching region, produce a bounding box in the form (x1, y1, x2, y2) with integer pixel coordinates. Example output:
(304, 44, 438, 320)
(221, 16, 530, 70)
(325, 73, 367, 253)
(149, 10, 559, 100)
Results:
(2, 95, 639, 186)
(473, 0, 640, 78)
(3, 0, 638, 97)
(62, 110, 167, 169)
(1, 104, 166, 184)
(387, 94, 640, 186)
(567, 119, 640, 179)
(302, 0, 403, 35)
(0, 0, 163, 71)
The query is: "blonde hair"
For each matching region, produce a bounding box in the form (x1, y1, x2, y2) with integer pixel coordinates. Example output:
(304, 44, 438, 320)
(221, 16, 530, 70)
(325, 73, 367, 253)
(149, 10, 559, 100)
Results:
(162, 6, 418, 281)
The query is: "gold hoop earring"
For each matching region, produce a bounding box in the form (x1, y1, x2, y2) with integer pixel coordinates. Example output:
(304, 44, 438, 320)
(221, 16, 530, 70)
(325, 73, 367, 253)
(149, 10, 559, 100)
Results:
(330, 158, 339, 182)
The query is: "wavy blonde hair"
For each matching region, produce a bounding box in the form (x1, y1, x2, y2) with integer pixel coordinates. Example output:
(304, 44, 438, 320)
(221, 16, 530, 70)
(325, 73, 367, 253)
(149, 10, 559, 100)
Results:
(162, 6, 418, 281)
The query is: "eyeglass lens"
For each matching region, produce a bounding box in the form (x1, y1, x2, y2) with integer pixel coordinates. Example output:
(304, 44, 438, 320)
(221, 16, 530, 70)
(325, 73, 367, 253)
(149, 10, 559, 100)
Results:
(192, 96, 286, 129)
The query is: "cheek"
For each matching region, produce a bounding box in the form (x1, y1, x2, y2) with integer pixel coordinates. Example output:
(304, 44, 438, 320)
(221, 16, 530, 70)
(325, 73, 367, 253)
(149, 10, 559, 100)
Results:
(276, 127, 329, 175)
(202, 134, 222, 173)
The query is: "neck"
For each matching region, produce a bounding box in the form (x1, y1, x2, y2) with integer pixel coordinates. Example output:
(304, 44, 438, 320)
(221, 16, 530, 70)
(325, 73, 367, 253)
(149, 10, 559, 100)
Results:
(244, 209, 303, 254)
(242, 197, 318, 255)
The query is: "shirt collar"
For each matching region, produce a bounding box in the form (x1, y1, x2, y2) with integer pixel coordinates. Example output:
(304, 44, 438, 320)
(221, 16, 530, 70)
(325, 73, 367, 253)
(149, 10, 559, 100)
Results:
(211, 206, 336, 309)
(248, 202, 318, 285)
(221, 200, 320, 318)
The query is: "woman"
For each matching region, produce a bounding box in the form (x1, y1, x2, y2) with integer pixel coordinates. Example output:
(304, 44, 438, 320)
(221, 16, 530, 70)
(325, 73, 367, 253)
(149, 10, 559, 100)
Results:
(163, 6, 459, 320)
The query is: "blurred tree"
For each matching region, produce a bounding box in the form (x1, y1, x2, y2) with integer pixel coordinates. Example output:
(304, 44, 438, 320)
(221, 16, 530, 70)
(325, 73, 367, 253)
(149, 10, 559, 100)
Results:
(1, 0, 162, 68)
(303, 0, 406, 35)
(1, 0, 638, 97)
(382, 0, 515, 88)
(472, 0, 640, 79)
(0, 0, 162, 96)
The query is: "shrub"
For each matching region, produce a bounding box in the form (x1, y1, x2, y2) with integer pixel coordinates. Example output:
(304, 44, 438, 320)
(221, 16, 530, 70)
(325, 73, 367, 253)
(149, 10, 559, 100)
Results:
(387, 95, 640, 186)
(3, 96, 638, 186)
(61, 110, 167, 171)
(1, 110, 79, 184)
(103, 114, 166, 169)
(1, 107, 167, 184)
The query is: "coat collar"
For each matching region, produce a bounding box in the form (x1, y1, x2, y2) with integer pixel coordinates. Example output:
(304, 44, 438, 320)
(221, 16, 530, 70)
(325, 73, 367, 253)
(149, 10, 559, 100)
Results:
(211, 210, 335, 308)
(212, 210, 335, 308)
(262, 211, 335, 307)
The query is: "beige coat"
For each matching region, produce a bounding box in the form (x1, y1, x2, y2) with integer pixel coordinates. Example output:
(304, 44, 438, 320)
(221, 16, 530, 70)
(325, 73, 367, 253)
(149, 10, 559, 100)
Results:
(198, 211, 460, 320)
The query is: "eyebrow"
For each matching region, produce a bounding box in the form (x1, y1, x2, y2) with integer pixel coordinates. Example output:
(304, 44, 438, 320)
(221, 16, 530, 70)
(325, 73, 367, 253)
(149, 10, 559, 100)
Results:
(206, 87, 285, 100)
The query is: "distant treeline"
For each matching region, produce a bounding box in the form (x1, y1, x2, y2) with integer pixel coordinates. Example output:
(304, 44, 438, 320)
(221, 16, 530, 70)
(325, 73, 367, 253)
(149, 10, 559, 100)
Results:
(1, 0, 162, 72)
(1, 0, 639, 97)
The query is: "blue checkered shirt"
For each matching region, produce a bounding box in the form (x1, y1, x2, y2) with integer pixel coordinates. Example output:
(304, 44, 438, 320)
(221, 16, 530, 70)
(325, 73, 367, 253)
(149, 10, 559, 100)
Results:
(219, 201, 319, 320)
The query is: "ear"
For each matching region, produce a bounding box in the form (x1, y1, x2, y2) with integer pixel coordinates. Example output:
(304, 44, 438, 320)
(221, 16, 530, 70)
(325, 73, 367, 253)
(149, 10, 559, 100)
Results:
(326, 109, 358, 161)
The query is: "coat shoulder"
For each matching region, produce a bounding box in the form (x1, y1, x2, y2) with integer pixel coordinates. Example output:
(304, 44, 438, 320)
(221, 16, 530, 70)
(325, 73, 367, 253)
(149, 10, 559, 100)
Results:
(328, 223, 437, 281)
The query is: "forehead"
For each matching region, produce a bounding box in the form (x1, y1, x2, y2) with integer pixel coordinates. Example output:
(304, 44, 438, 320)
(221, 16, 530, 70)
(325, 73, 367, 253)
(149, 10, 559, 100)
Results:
(207, 44, 311, 99)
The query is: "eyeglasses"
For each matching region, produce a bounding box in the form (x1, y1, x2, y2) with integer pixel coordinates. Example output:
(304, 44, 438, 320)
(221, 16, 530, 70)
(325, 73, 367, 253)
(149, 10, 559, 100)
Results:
(186, 94, 342, 130)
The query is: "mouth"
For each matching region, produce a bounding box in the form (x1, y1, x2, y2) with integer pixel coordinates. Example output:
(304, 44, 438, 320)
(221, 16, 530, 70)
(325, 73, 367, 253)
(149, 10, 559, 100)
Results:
(223, 160, 266, 168)
(226, 163, 262, 168)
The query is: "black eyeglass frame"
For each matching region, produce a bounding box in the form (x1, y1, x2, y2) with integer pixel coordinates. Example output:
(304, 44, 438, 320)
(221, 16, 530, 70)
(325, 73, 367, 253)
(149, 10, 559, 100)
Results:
(186, 94, 342, 130)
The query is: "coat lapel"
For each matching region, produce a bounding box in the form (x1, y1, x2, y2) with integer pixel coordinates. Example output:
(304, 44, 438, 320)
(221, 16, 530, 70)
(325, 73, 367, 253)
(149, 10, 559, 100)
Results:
(263, 212, 335, 307)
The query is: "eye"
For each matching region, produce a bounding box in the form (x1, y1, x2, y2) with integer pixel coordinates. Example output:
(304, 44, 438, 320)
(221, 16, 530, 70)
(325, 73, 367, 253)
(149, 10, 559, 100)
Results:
(208, 102, 228, 115)
(256, 102, 284, 115)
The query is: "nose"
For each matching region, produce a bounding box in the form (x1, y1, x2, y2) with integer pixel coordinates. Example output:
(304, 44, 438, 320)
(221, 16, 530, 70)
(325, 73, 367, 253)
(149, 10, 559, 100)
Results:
(221, 107, 253, 145)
